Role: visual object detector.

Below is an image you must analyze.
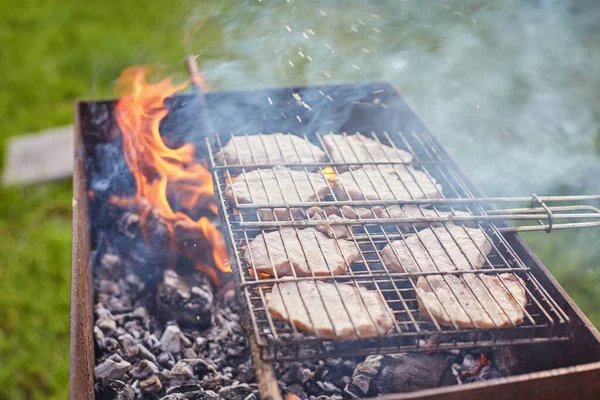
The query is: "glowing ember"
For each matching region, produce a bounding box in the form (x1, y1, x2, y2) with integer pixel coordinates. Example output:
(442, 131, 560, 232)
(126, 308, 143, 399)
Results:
(113, 66, 230, 285)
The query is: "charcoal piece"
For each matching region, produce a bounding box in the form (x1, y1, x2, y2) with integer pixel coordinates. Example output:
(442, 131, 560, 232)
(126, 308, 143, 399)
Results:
(183, 348, 198, 359)
(161, 390, 221, 400)
(130, 359, 159, 380)
(118, 333, 139, 358)
(200, 373, 223, 391)
(97, 317, 117, 336)
(94, 326, 105, 348)
(140, 375, 163, 393)
(166, 384, 205, 395)
(171, 360, 197, 386)
(94, 379, 135, 400)
(346, 353, 454, 397)
(160, 325, 182, 354)
(103, 337, 119, 352)
(218, 384, 256, 400)
(157, 269, 214, 328)
(137, 343, 157, 363)
(99, 253, 122, 279)
(285, 383, 308, 400)
(94, 357, 132, 380)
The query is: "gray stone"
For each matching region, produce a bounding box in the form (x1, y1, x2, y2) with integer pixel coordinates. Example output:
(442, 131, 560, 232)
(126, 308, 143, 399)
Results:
(2, 125, 74, 185)
(218, 384, 255, 400)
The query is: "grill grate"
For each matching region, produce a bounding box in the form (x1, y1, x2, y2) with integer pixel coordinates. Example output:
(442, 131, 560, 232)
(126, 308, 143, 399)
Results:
(207, 127, 571, 361)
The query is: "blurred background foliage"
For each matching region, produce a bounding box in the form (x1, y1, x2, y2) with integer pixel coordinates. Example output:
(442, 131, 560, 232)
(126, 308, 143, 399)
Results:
(1, 0, 599, 399)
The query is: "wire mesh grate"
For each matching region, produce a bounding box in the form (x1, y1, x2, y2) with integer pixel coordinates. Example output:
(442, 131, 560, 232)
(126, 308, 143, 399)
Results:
(207, 126, 570, 361)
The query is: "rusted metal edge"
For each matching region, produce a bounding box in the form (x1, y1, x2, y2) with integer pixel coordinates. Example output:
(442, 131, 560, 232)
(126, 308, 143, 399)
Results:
(69, 102, 95, 400)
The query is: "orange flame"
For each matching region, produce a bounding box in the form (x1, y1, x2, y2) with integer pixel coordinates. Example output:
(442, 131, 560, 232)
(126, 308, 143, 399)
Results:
(114, 66, 230, 285)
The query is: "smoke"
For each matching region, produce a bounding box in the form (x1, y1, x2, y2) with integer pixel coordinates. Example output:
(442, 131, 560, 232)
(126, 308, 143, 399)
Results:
(185, 0, 600, 197)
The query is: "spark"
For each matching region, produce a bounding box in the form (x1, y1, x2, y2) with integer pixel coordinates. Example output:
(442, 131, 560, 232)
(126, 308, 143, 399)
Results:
(307, 29, 315, 35)
(361, 48, 370, 54)
(372, 27, 381, 33)
(325, 43, 332, 49)
(298, 50, 305, 57)
(281, 112, 287, 119)
(296, 115, 302, 122)
(324, 71, 331, 78)
(318, 90, 325, 96)
(319, 9, 326, 16)
(372, 89, 384, 94)
(288, 60, 295, 67)
(306, 55, 312, 61)
(302, 32, 308, 39)
(268, 97, 273, 105)
(326, 95, 333, 101)
(285, 25, 292, 32)
(351, 26, 358, 32)
(358, 19, 366, 26)
(301, 101, 312, 110)
(380, 103, 389, 109)
(352, 64, 360, 70)
(371, 13, 380, 19)
(373, 98, 381, 104)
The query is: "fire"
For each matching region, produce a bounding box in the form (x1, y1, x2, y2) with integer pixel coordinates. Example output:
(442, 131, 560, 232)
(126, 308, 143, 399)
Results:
(114, 66, 230, 285)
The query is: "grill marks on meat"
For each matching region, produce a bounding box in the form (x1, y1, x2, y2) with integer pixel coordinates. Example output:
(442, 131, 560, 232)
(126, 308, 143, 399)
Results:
(381, 226, 492, 274)
(322, 133, 413, 171)
(332, 165, 443, 201)
(217, 133, 327, 170)
(416, 274, 527, 329)
(267, 280, 394, 339)
(224, 167, 330, 221)
(244, 228, 360, 277)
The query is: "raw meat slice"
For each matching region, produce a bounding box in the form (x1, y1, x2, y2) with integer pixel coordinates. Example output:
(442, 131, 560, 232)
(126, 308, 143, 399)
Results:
(416, 273, 527, 329)
(267, 280, 395, 339)
(217, 133, 327, 170)
(225, 167, 330, 221)
(322, 133, 412, 171)
(244, 228, 360, 277)
(332, 165, 442, 201)
(381, 225, 492, 274)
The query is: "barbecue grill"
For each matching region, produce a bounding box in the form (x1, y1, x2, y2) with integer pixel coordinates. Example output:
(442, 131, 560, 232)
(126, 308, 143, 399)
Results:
(71, 64, 600, 398)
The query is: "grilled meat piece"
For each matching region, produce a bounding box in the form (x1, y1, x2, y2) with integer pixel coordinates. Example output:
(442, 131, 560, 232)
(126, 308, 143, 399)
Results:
(381, 225, 492, 274)
(322, 133, 412, 171)
(225, 167, 330, 221)
(416, 274, 527, 329)
(332, 165, 443, 201)
(217, 133, 327, 170)
(244, 228, 360, 277)
(267, 280, 394, 339)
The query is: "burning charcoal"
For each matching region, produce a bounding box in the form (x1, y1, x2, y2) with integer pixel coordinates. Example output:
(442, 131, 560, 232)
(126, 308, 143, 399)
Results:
(346, 353, 454, 397)
(157, 269, 214, 328)
(218, 384, 256, 400)
(140, 375, 163, 393)
(118, 333, 139, 358)
(452, 352, 505, 384)
(94, 357, 132, 380)
(94, 378, 135, 400)
(161, 324, 182, 354)
(130, 359, 159, 380)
